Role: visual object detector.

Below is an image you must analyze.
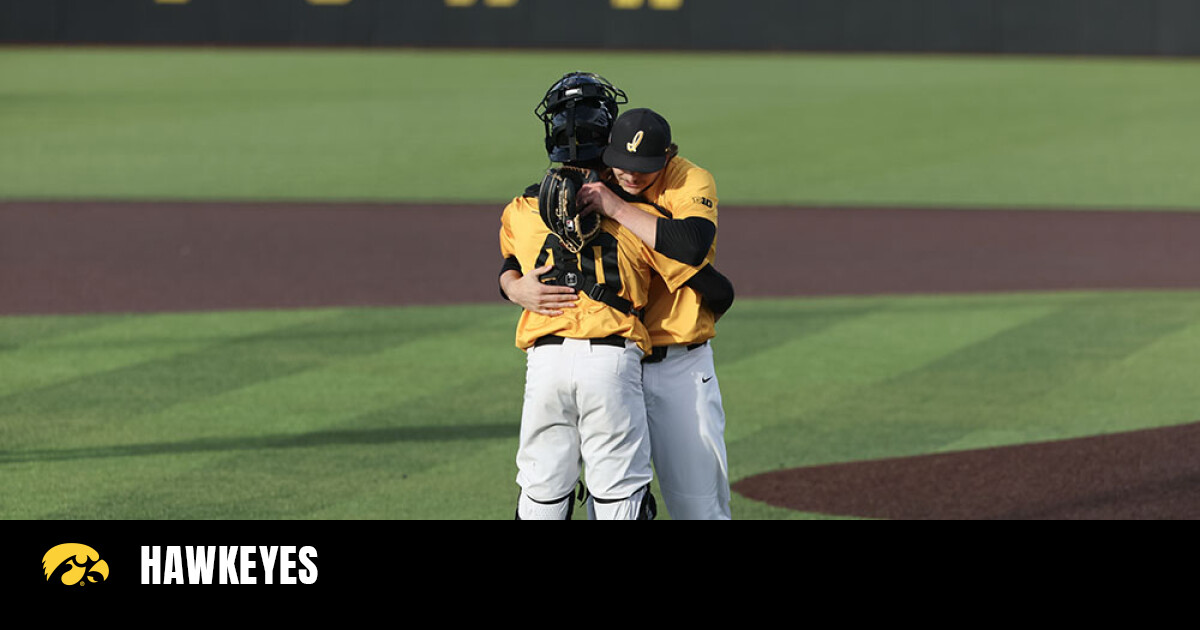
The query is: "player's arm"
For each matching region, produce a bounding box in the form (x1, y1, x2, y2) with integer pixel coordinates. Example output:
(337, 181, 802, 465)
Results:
(579, 181, 715, 267)
(656, 216, 716, 267)
(578, 181, 659, 247)
(497, 255, 522, 300)
(684, 264, 735, 320)
(655, 167, 720, 266)
(641, 232, 735, 319)
(498, 259, 579, 316)
(657, 166, 721, 266)
(498, 198, 578, 316)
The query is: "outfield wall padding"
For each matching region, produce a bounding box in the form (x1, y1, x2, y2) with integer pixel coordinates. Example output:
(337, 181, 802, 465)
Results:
(3, 0, 1200, 56)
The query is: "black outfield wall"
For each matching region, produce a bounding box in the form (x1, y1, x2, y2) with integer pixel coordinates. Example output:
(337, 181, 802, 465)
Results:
(3, 0, 1200, 56)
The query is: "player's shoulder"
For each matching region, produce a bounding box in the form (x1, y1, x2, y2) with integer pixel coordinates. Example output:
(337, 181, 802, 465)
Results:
(501, 192, 539, 219)
(656, 156, 717, 218)
(671, 155, 702, 172)
(668, 156, 715, 186)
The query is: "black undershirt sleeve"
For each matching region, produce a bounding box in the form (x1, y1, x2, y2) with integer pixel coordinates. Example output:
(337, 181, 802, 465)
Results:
(498, 255, 522, 301)
(655, 216, 717, 267)
(683, 264, 735, 316)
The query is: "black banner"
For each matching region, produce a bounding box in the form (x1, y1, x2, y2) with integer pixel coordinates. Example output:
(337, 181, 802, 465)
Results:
(4, 519, 518, 600)
(3, 0, 1200, 56)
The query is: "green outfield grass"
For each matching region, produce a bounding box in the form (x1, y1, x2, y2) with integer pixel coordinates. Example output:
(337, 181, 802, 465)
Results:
(3, 47, 1200, 209)
(3, 291, 1199, 520)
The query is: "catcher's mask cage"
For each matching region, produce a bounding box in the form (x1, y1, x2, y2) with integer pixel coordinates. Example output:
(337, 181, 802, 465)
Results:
(535, 72, 628, 163)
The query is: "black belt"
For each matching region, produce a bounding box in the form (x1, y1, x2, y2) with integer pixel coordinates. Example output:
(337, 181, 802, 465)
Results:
(534, 334, 627, 348)
(642, 341, 707, 364)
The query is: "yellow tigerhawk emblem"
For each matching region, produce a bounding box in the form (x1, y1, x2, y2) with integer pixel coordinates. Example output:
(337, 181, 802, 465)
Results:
(626, 130, 644, 153)
(43, 543, 109, 586)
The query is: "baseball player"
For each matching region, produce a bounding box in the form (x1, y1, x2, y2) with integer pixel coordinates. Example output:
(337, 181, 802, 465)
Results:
(498, 73, 727, 520)
(576, 108, 734, 520)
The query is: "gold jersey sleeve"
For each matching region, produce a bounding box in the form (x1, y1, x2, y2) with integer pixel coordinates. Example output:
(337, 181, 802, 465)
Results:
(500, 195, 689, 355)
(637, 157, 721, 347)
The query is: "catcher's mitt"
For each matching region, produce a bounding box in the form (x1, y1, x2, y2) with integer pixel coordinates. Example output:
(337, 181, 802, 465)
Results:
(538, 166, 601, 254)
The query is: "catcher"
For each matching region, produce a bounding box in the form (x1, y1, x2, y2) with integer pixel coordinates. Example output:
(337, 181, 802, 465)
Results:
(498, 72, 733, 520)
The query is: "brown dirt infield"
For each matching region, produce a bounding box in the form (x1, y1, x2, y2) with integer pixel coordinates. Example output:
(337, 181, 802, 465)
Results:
(6, 201, 1200, 314)
(5, 200, 1200, 519)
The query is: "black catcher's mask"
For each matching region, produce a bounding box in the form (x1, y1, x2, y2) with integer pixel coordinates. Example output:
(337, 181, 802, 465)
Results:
(535, 72, 628, 163)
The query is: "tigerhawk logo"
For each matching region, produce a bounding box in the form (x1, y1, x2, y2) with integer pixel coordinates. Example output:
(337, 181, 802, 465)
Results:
(43, 543, 109, 587)
(626, 130, 644, 153)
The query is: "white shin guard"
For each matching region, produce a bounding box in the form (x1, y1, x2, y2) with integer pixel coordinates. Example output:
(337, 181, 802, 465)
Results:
(516, 490, 575, 520)
(588, 484, 657, 520)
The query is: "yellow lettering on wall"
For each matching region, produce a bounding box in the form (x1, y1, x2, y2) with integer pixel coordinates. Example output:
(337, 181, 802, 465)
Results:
(445, 0, 476, 6)
(611, 0, 683, 9)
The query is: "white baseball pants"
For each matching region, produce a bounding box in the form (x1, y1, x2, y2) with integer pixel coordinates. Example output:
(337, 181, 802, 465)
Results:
(643, 342, 731, 520)
(515, 337, 653, 520)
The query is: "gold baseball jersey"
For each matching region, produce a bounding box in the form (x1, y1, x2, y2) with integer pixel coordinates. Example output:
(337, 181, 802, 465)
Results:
(499, 194, 698, 355)
(635, 156, 720, 347)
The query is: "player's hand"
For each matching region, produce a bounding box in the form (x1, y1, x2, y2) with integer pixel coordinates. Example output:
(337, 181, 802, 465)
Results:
(504, 265, 579, 316)
(578, 181, 660, 249)
(578, 182, 620, 218)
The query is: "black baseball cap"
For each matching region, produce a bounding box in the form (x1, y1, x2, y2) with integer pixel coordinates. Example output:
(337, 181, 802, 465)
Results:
(603, 108, 672, 173)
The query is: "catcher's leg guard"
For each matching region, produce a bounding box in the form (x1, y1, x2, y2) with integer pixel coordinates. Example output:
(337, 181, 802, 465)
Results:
(516, 490, 576, 520)
(516, 482, 585, 520)
(588, 484, 657, 520)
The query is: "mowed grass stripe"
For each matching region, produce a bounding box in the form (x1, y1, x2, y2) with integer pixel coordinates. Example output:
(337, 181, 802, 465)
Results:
(987, 300, 1200, 439)
(0, 314, 124, 350)
(2, 362, 523, 518)
(0, 306, 512, 450)
(14, 373, 523, 520)
(72, 310, 522, 447)
(1, 311, 358, 448)
(3, 306, 529, 519)
(136, 363, 523, 520)
(719, 297, 1059, 446)
(911, 293, 1200, 449)
(303, 454, 516, 519)
(0, 310, 337, 399)
(728, 292, 1200, 483)
(709, 298, 886, 368)
(722, 293, 1081, 478)
(707, 294, 1069, 520)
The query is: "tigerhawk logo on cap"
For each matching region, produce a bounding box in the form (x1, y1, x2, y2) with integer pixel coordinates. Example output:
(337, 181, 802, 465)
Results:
(43, 543, 109, 587)
(626, 130, 644, 153)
